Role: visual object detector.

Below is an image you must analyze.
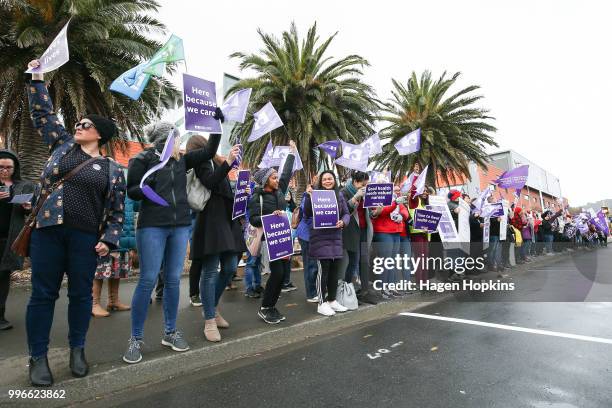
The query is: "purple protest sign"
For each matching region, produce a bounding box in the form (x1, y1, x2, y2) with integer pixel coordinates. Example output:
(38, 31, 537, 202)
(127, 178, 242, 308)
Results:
(363, 183, 393, 208)
(413, 209, 443, 232)
(311, 190, 339, 229)
(26, 20, 70, 74)
(139, 129, 175, 206)
(183, 73, 222, 133)
(232, 170, 250, 219)
(495, 165, 529, 189)
(261, 213, 294, 261)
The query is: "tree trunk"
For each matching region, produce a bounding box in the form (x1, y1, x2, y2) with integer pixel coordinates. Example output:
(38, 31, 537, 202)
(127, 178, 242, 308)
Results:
(17, 94, 48, 181)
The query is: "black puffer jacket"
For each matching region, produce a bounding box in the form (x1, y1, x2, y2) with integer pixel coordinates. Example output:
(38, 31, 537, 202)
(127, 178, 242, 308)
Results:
(127, 134, 220, 228)
(247, 155, 294, 228)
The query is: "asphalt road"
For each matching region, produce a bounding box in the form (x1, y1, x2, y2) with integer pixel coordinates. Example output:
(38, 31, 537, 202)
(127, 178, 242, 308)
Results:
(88, 247, 612, 408)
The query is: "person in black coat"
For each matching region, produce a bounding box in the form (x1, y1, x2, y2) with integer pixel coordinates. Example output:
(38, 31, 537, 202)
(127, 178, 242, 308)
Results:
(189, 136, 244, 342)
(248, 141, 296, 324)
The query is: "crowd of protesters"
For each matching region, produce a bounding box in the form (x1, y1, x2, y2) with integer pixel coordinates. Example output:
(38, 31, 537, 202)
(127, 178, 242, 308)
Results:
(0, 59, 609, 387)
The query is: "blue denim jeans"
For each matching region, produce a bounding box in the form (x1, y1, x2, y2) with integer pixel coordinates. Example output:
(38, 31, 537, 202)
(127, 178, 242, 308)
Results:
(131, 226, 190, 339)
(200, 252, 239, 319)
(243, 250, 261, 291)
(521, 240, 532, 259)
(26, 226, 98, 358)
(373, 233, 400, 284)
(298, 238, 318, 298)
(544, 234, 554, 253)
(488, 235, 502, 267)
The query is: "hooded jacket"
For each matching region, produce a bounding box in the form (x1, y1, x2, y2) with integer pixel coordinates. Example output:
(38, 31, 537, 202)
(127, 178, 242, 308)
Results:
(126, 134, 220, 228)
(0, 150, 35, 271)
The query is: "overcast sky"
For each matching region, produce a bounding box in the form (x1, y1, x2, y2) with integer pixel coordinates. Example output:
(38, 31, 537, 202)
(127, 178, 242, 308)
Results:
(157, 0, 610, 205)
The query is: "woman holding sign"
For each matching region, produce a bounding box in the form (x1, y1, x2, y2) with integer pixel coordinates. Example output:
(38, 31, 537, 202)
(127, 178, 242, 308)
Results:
(303, 170, 351, 316)
(123, 117, 222, 364)
(189, 136, 244, 342)
(248, 141, 297, 324)
(25, 60, 126, 386)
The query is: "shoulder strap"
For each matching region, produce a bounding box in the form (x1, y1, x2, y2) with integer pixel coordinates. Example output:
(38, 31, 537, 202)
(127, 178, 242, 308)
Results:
(29, 156, 101, 221)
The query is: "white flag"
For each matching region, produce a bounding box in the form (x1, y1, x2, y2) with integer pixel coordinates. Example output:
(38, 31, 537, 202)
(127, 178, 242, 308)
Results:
(221, 88, 252, 123)
(278, 147, 304, 174)
(412, 165, 429, 198)
(247, 102, 284, 142)
(360, 133, 382, 158)
(394, 128, 421, 156)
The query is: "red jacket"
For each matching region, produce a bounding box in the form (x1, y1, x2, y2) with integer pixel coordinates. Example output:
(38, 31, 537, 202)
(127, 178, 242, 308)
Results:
(372, 202, 409, 234)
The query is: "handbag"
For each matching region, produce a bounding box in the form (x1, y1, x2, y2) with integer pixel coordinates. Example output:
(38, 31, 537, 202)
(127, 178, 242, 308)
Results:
(186, 161, 212, 211)
(245, 195, 264, 256)
(11, 156, 102, 257)
(336, 280, 358, 310)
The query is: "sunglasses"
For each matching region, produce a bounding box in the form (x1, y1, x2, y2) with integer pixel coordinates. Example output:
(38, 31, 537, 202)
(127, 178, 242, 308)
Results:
(75, 121, 96, 130)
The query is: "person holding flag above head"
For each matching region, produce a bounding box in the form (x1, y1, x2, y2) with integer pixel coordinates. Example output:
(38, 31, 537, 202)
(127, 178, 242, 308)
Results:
(25, 60, 126, 386)
(122, 111, 223, 364)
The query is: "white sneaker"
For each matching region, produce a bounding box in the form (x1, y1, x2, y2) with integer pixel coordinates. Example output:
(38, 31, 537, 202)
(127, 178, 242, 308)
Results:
(317, 302, 336, 316)
(307, 296, 319, 303)
(329, 300, 348, 312)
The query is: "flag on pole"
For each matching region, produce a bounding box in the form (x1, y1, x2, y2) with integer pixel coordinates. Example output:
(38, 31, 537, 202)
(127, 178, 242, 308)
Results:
(473, 185, 494, 211)
(221, 88, 252, 123)
(247, 102, 284, 142)
(26, 20, 71, 74)
(394, 129, 421, 156)
(334, 141, 369, 172)
(143, 34, 185, 76)
(257, 140, 274, 169)
(360, 133, 383, 157)
(316, 140, 341, 158)
(495, 165, 529, 189)
(109, 62, 151, 100)
(278, 147, 304, 173)
(412, 165, 429, 197)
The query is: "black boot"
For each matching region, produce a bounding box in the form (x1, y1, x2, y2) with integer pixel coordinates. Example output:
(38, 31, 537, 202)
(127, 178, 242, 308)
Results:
(0, 307, 12, 330)
(69, 347, 89, 378)
(29, 355, 53, 387)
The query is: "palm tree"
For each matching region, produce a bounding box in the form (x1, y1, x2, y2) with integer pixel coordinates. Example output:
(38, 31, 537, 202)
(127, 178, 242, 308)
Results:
(227, 22, 380, 185)
(377, 71, 497, 187)
(0, 0, 180, 180)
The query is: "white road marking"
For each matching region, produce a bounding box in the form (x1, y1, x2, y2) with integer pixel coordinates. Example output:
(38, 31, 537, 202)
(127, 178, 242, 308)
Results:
(399, 312, 612, 345)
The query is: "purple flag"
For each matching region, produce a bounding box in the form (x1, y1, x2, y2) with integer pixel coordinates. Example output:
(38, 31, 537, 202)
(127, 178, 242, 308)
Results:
(364, 183, 393, 208)
(221, 88, 252, 123)
(334, 141, 369, 172)
(394, 129, 421, 156)
(139, 129, 176, 206)
(413, 209, 443, 232)
(248, 102, 284, 142)
(595, 211, 610, 235)
(262, 213, 294, 261)
(257, 140, 274, 169)
(495, 165, 529, 189)
(183, 74, 222, 133)
(311, 190, 339, 229)
(360, 133, 383, 158)
(232, 170, 251, 219)
(26, 20, 71, 74)
(473, 185, 494, 211)
(317, 140, 341, 158)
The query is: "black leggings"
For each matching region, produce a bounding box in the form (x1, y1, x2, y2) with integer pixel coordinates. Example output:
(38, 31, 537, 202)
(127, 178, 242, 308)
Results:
(317, 259, 341, 304)
(189, 259, 202, 297)
(0, 270, 10, 310)
(262, 259, 290, 308)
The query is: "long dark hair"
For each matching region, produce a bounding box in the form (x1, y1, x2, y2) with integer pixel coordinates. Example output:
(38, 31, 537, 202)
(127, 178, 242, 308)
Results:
(316, 170, 341, 202)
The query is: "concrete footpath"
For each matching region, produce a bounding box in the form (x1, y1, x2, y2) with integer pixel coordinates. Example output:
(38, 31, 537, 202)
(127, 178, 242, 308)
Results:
(0, 249, 581, 406)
